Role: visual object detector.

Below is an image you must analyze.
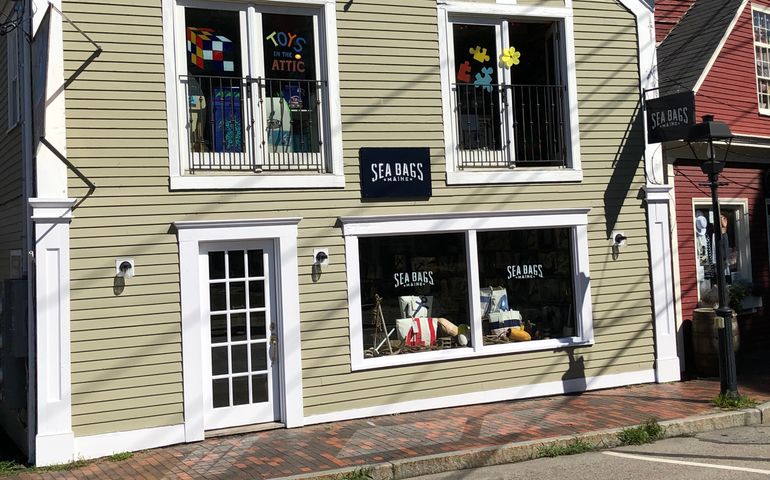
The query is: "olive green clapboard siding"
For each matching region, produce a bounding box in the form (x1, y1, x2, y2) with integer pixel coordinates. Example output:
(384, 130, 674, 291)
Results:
(0, 31, 23, 285)
(62, 0, 653, 436)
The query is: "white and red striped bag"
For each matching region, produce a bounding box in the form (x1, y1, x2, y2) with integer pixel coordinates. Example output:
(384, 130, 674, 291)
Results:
(396, 317, 438, 347)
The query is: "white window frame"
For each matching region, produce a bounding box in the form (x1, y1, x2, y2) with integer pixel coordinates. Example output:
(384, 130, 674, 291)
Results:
(437, 2, 582, 185)
(6, 11, 20, 130)
(753, 5, 770, 116)
(691, 198, 752, 299)
(342, 208, 593, 371)
(162, 0, 344, 190)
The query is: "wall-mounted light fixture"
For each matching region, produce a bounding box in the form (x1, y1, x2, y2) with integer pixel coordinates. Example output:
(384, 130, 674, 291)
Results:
(311, 249, 329, 283)
(115, 258, 135, 279)
(611, 232, 627, 247)
(610, 231, 627, 261)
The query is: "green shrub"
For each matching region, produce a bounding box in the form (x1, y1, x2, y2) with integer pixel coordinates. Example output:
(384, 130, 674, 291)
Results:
(537, 438, 593, 457)
(108, 452, 134, 462)
(618, 419, 664, 445)
(712, 393, 758, 409)
(337, 467, 373, 480)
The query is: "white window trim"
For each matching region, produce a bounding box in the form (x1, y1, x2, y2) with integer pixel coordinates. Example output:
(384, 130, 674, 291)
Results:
(752, 5, 770, 116)
(342, 208, 593, 371)
(691, 198, 753, 292)
(437, 2, 582, 185)
(6, 14, 20, 131)
(175, 217, 304, 441)
(162, 0, 344, 190)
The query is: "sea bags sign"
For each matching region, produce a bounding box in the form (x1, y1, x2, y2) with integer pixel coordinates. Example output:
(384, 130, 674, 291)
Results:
(360, 147, 431, 199)
(646, 91, 695, 143)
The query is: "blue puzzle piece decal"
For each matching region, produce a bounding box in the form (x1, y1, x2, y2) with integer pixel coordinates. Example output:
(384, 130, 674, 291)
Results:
(473, 67, 494, 92)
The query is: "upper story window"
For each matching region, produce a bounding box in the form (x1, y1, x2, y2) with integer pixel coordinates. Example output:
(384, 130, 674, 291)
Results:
(438, 4, 582, 185)
(753, 7, 770, 115)
(165, 1, 343, 190)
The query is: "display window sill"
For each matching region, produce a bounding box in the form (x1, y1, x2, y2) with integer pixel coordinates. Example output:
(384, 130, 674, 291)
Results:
(351, 336, 593, 371)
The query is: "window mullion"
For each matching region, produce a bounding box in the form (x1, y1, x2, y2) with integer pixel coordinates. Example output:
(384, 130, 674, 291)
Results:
(466, 230, 484, 351)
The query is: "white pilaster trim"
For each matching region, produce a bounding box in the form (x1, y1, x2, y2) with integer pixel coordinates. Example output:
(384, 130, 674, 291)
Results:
(175, 217, 304, 440)
(305, 369, 656, 426)
(643, 185, 681, 383)
(30, 198, 76, 466)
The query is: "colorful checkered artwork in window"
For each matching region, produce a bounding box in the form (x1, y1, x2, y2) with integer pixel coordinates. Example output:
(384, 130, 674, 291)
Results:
(187, 27, 236, 73)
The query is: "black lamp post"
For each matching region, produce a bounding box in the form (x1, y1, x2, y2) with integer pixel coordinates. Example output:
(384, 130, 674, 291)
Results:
(686, 114, 738, 397)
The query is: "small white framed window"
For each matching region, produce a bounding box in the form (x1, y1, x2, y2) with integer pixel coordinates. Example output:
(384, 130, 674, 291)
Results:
(342, 209, 593, 371)
(437, 3, 582, 185)
(753, 6, 770, 115)
(163, 0, 344, 190)
(692, 199, 752, 305)
(6, 9, 20, 130)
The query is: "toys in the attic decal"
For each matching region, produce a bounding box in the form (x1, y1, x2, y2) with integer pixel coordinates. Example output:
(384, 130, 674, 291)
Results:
(187, 27, 236, 73)
(264, 28, 311, 77)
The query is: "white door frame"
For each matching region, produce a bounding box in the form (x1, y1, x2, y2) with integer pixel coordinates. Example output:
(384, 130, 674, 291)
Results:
(175, 218, 304, 442)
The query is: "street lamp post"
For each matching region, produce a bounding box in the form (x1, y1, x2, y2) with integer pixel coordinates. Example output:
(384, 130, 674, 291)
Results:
(686, 114, 739, 397)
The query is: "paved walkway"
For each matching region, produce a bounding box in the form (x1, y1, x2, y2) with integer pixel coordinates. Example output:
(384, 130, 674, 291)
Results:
(9, 370, 770, 480)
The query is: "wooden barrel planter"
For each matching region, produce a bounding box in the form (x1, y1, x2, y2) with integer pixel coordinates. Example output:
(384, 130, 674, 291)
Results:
(692, 307, 740, 378)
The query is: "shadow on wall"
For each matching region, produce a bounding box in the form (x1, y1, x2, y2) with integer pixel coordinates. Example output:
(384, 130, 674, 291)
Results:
(603, 102, 645, 238)
(562, 350, 586, 394)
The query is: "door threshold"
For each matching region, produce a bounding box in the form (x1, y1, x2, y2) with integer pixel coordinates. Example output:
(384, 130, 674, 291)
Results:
(206, 422, 285, 438)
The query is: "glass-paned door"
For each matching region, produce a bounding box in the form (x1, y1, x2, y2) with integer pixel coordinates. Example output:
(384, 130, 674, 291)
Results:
(202, 242, 279, 430)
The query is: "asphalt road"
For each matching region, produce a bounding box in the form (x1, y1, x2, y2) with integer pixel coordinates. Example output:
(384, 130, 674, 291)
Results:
(414, 425, 770, 479)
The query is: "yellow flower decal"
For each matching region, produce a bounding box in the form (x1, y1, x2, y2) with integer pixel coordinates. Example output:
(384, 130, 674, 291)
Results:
(500, 47, 521, 68)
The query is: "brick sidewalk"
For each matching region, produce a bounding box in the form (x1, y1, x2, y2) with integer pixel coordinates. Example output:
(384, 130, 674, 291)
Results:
(10, 373, 770, 480)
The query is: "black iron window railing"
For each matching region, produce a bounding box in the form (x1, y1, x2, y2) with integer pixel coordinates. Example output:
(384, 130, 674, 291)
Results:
(180, 75, 327, 173)
(453, 83, 567, 169)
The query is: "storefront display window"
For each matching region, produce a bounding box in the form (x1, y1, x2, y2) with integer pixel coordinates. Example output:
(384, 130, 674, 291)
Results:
(477, 229, 575, 345)
(344, 210, 593, 370)
(358, 233, 470, 357)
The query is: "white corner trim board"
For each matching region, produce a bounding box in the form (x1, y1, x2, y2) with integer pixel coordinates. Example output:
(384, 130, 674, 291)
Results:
(304, 369, 657, 426)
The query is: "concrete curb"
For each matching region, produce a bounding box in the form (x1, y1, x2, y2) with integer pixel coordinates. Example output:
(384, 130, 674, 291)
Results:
(281, 406, 770, 480)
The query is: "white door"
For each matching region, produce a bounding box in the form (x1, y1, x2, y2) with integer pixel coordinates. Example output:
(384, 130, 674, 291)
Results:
(201, 241, 280, 430)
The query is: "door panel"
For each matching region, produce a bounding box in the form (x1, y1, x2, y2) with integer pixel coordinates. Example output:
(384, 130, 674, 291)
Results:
(201, 242, 279, 430)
